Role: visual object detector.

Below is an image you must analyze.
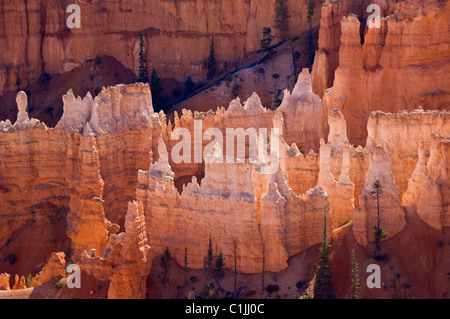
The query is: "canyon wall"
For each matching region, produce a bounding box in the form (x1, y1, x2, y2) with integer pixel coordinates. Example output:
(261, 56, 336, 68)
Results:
(0, 78, 448, 294)
(0, 0, 322, 96)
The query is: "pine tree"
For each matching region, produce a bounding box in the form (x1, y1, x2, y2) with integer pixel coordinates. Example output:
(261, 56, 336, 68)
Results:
(313, 207, 336, 299)
(307, 0, 315, 24)
(183, 246, 189, 273)
(150, 69, 163, 109)
(184, 76, 195, 96)
(371, 180, 388, 255)
(274, 0, 290, 39)
(260, 27, 274, 56)
(261, 241, 265, 298)
(214, 252, 225, 281)
(207, 36, 216, 79)
(232, 240, 238, 299)
(350, 249, 359, 299)
(160, 247, 171, 270)
(204, 235, 214, 277)
(138, 34, 149, 83)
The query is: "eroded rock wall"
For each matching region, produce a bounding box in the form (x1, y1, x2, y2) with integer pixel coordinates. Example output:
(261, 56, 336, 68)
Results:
(0, 0, 322, 96)
(322, 0, 449, 146)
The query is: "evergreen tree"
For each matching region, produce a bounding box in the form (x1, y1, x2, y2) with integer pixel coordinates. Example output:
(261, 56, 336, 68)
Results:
(160, 247, 171, 269)
(274, 0, 290, 39)
(232, 240, 238, 299)
(313, 207, 335, 299)
(214, 252, 225, 281)
(371, 180, 388, 255)
(207, 36, 217, 79)
(184, 76, 195, 96)
(261, 241, 265, 298)
(204, 235, 214, 277)
(150, 69, 163, 109)
(307, 0, 315, 24)
(138, 34, 149, 83)
(260, 27, 274, 56)
(350, 250, 359, 299)
(183, 246, 189, 272)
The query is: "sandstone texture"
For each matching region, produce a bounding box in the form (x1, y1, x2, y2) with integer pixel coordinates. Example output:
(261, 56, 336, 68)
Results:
(0, 0, 322, 96)
(0, 0, 448, 300)
(322, 0, 449, 146)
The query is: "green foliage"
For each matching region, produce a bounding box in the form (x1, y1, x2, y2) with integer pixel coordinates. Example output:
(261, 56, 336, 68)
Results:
(95, 55, 102, 65)
(199, 282, 215, 299)
(207, 36, 216, 79)
(260, 27, 274, 55)
(313, 207, 336, 299)
(214, 252, 225, 281)
(374, 227, 389, 241)
(150, 69, 164, 109)
(372, 180, 387, 254)
(274, 0, 290, 38)
(307, 0, 315, 24)
(138, 34, 149, 83)
(54, 281, 64, 288)
(204, 235, 214, 275)
(373, 180, 384, 190)
(25, 274, 34, 288)
(350, 250, 359, 299)
(305, 29, 316, 67)
(183, 246, 189, 273)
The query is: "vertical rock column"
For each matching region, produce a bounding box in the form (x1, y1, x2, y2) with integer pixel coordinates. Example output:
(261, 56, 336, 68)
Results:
(353, 146, 406, 247)
(107, 201, 152, 299)
(66, 129, 110, 260)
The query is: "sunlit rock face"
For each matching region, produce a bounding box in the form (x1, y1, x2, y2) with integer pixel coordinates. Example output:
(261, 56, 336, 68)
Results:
(322, 0, 450, 146)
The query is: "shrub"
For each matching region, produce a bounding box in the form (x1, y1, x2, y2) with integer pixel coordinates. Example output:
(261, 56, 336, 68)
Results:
(6, 254, 17, 265)
(296, 280, 307, 290)
(54, 281, 64, 288)
(265, 284, 279, 294)
(199, 282, 215, 299)
(190, 276, 199, 283)
(224, 72, 233, 83)
(25, 274, 34, 288)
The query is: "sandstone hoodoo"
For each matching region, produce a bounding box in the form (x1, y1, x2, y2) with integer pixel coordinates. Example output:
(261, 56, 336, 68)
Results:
(0, 0, 448, 301)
